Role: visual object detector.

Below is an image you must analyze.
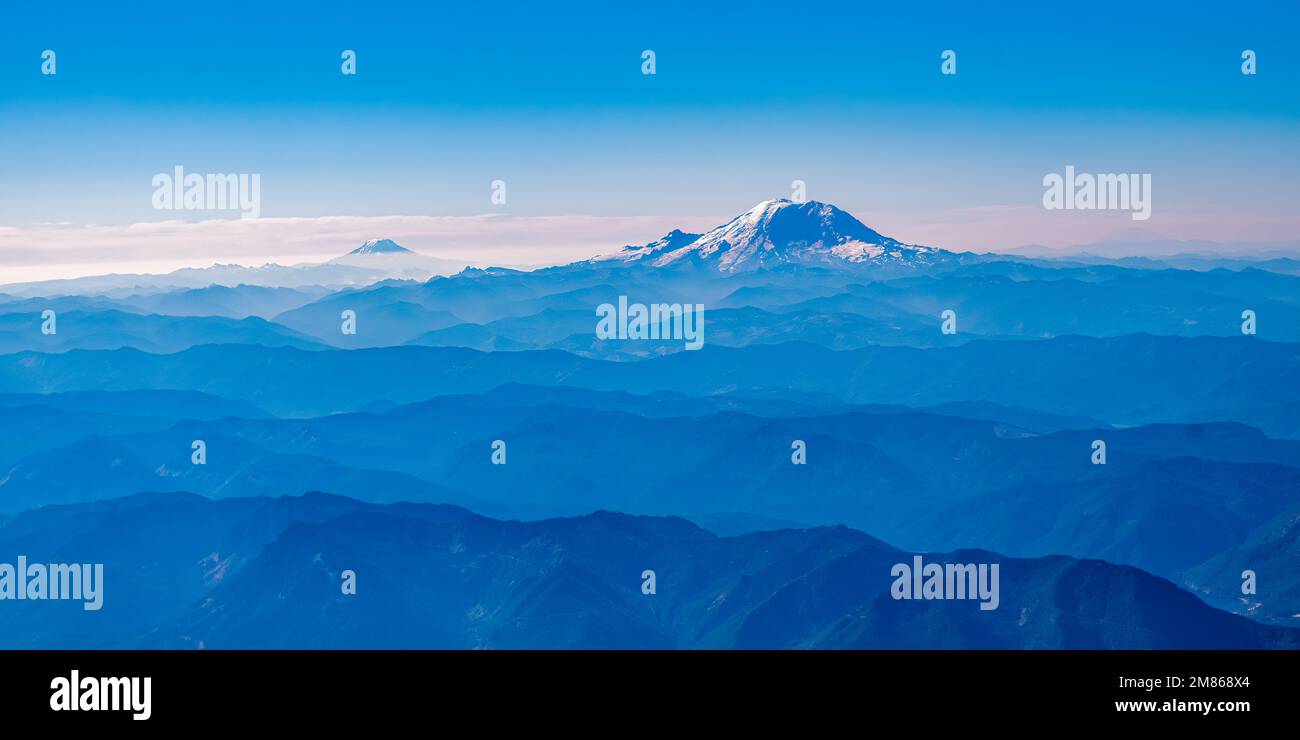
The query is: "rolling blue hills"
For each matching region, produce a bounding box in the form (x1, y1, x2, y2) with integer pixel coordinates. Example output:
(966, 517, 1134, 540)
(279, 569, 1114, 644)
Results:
(1, 381, 1296, 624)
(0, 491, 1291, 649)
(0, 309, 328, 354)
(0, 335, 1295, 436)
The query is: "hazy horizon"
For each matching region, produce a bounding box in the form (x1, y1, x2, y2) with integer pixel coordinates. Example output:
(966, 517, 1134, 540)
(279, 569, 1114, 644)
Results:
(3, 1, 1298, 283)
(5, 201, 1300, 286)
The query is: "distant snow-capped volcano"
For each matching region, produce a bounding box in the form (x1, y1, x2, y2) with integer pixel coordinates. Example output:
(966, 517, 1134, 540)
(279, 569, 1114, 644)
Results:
(346, 238, 415, 256)
(604, 200, 947, 272)
(328, 239, 471, 279)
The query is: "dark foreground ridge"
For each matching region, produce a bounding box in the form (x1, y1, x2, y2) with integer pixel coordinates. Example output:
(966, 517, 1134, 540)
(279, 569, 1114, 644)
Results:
(0, 491, 1294, 649)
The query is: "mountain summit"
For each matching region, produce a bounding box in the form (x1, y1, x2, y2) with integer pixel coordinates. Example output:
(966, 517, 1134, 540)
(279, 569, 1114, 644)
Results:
(327, 238, 470, 281)
(347, 239, 414, 256)
(607, 200, 945, 272)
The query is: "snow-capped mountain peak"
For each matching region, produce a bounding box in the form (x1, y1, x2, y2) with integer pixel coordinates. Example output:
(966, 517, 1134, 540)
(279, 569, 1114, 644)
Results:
(599, 200, 946, 272)
(348, 239, 414, 256)
(327, 238, 471, 280)
(652, 199, 942, 271)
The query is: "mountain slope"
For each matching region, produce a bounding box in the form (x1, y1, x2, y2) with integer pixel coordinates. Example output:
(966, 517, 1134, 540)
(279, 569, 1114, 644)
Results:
(741, 547, 1293, 649)
(0, 492, 1265, 649)
(0, 240, 469, 297)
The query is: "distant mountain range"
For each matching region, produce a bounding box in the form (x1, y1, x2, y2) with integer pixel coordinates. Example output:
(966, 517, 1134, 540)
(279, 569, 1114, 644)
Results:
(0, 309, 327, 354)
(5, 261, 1298, 355)
(0, 239, 470, 298)
(1006, 233, 1300, 262)
(3, 336, 1293, 434)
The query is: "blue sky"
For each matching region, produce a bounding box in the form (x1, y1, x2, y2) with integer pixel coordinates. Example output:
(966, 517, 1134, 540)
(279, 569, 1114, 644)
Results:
(1, 0, 1297, 278)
